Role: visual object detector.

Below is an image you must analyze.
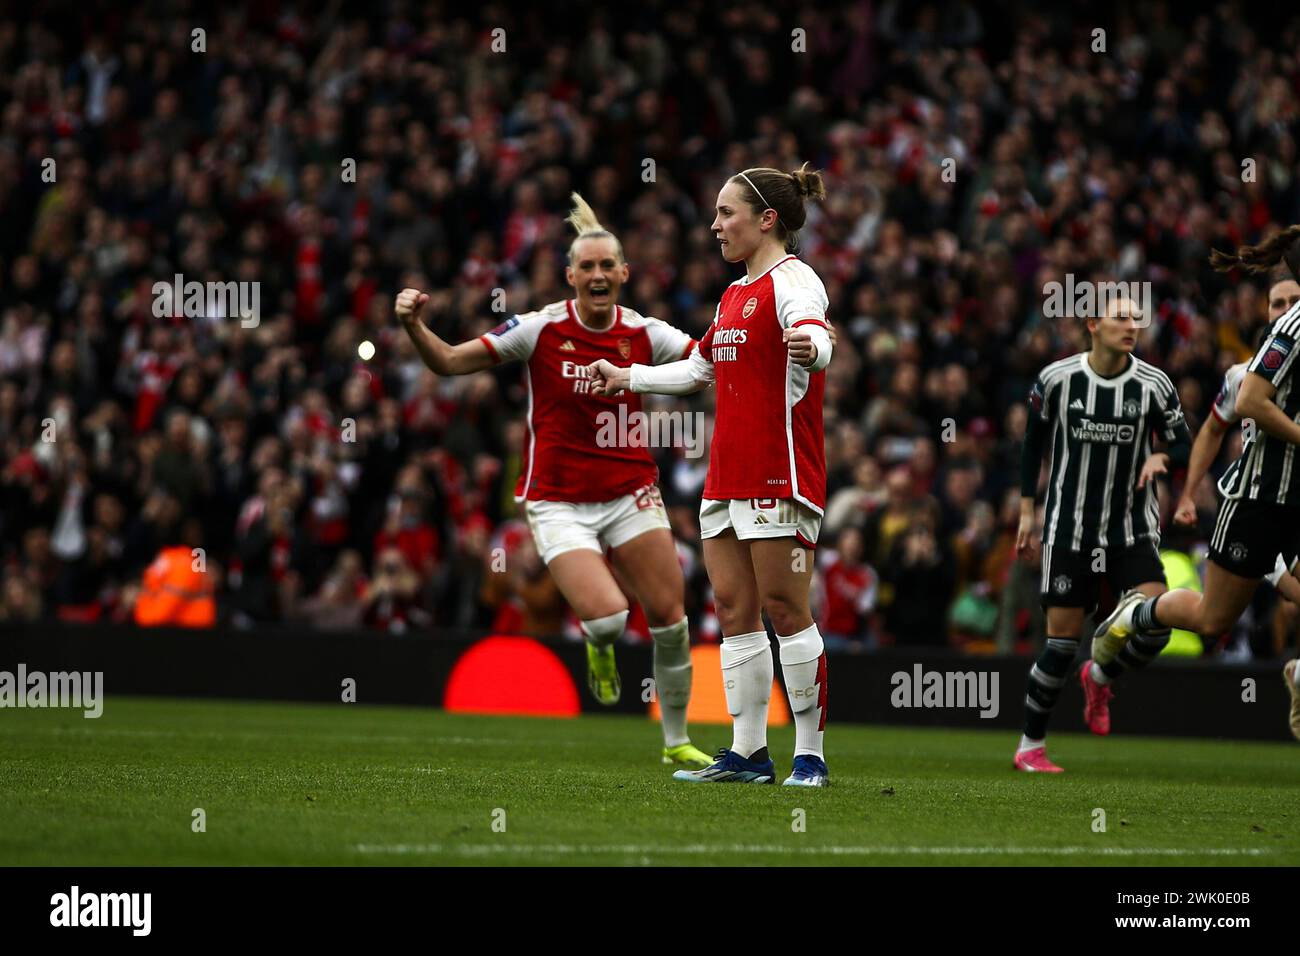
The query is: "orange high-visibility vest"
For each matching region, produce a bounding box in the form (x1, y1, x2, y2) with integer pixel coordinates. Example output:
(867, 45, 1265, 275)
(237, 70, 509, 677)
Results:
(134, 546, 216, 627)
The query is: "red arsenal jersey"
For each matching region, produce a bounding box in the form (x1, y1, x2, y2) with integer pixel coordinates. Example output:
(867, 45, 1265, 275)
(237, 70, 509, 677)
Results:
(478, 300, 694, 503)
(698, 255, 830, 511)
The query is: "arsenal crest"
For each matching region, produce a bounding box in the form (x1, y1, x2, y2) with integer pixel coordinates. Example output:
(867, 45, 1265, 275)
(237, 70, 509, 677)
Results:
(742, 296, 758, 319)
(617, 337, 631, 359)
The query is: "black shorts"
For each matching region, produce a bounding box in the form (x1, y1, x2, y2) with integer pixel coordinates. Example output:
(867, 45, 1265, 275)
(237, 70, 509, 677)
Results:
(1208, 497, 1300, 578)
(1039, 540, 1166, 612)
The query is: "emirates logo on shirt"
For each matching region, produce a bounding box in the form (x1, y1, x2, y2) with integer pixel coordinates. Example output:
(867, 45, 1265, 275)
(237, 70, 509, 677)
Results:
(711, 326, 747, 363)
(742, 296, 758, 319)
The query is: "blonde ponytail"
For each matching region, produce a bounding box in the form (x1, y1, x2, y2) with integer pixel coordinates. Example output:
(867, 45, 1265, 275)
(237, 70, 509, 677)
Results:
(566, 192, 625, 265)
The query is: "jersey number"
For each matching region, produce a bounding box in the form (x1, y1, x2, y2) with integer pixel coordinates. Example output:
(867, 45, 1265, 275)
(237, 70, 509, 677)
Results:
(635, 486, 664, 511)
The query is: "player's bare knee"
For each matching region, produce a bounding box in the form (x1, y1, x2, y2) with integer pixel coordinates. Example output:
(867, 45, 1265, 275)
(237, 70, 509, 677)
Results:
(713, 588, 750, 616)
(716, 602, 761, 636)
(762, 596, 809, 636)
(717, 607, 755, 633)
(1200, 607, 1236, 636)
(645, 600, 685, 628)
(1046, 607, 1084, 636)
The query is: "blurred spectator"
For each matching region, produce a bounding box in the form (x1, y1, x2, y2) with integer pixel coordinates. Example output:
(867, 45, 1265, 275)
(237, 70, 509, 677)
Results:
(881, 510, 957, 647)
(819, 527, 880, 651)
(297, 550, 368, 630)
(823, 456, 885, 538)
(481, 534, 566, 637)
(863, 466, 916, 569)
(362, 547, 429, 634)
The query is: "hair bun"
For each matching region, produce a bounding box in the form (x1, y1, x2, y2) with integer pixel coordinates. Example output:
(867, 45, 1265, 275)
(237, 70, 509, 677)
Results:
(789, 163, 827, 202)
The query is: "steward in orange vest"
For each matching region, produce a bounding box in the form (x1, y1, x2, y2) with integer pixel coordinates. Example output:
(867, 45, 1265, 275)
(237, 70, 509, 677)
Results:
(134, 545, 216, 627)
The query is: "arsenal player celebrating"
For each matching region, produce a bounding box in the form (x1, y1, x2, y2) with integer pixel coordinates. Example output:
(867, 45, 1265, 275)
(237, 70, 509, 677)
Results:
(395, 194, 713, 770)
(589, 165, 834, 787)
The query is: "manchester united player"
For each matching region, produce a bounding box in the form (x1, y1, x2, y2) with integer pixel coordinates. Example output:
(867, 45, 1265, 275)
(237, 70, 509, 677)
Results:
(1172, 275, 1300, 740)
(1096, 231, 1300, 753)
(395, 194, 713, 770)
(590, 165, 834, 787)
(1172, 278, 1300, 530)
(1014, 297, 1190, 772)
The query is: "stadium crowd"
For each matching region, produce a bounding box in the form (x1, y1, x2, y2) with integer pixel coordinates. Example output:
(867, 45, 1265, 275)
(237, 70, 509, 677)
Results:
(2, 0, 1299, 657)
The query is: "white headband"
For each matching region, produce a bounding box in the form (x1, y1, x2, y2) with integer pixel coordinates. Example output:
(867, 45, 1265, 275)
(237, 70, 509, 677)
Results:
(739, 171, 778, 221)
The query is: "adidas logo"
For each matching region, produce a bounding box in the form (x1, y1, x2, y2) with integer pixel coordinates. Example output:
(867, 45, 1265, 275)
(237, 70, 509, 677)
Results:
(753, 514, 769, 525)
(559, 340, 576, 352)
(1070, 399, 1085, 409)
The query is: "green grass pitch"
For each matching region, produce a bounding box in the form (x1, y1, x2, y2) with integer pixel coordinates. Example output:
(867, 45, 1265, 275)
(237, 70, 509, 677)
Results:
(2, 696, 1298, 866)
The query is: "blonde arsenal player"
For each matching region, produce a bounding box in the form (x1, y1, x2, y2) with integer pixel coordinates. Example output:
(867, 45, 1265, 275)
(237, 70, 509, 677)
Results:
(394, 194, 714, 770)
(589, 165, 834, 787)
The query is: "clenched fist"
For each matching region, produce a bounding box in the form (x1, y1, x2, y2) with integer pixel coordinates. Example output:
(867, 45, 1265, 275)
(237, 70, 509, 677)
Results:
(783, 328, 818, 367)
(395, 288, 430, 324)
(587, 359, 630, 396)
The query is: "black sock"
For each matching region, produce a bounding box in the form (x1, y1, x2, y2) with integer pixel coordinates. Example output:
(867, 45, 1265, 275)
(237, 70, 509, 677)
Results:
(1132, 594, 1167, 633)
(1023, 636, 1080, 740)
(746, 746, 769, 763)
(1101, 629, 1172, 679)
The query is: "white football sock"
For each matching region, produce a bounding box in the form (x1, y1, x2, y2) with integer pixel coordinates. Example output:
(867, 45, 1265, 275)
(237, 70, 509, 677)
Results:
(1018, 735, 1044, 752)
(720, 629, 772, 758)
(650, 617, 692, 748)
(580, 609, 628, 646)
(1089, 661, 1111, 685)
(778, 623, 827, 759)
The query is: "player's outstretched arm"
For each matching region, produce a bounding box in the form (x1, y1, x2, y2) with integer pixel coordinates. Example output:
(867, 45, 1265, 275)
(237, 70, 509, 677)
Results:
(587, 348, 715, 397)
(1016, 397, 1047, 563)
(395, 288, 495, 376)
(1136, 452, 1170, 489)
(1174, 414, 1228, 525)
(1238, 371, 1300, 445)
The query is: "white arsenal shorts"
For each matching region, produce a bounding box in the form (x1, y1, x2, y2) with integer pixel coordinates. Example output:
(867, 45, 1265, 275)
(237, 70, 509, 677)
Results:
(699, 497, 821, 548)
(524, 484, 672, 565)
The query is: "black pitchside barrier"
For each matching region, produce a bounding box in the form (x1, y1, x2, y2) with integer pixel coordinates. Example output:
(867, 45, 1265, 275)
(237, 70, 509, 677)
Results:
(0, 624, 1291, 741)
